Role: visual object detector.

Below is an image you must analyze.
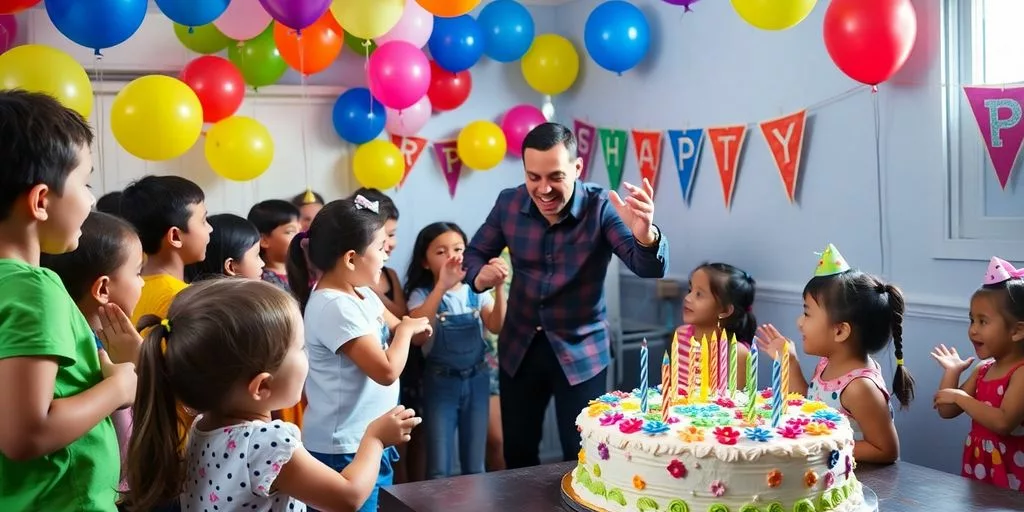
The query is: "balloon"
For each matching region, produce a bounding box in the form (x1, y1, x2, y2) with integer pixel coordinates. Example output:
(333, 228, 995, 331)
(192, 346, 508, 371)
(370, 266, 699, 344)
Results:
(729, 0, 816, 31)
(457, 120, 506, 171)
(427, 15, 483, 73)
(367, 41, 431, 110)
(353, 140, 404, 190)
(584, 1, 650, 75)
(415, 0, 479, 18)
(501, 104, 545, 158)
(206, 116, 274, 181)
(180, 56, 245, 124)
(823, 0, 917, 86)
(259, 0, 331, 30)
(273, 14, 342, 75)
(156, 0, 229, 28)
(662, 0, 700, 10)
(427, 60, 471, 111)
(110, 75, 203, 161)
(478, 0, 534, 63)
(228, 25, 287, 88)
(385, 95, 431, 137)
(376, 0, 433, 48)
(0, 44, 92, 117)
(330, 0, 404, 40)
(0, 14, 16, 54)
(214, 0, 272, 41)
(45, 0, 147, 53)
(344, 30, 376, 55)
(332, 87, 386, 144)
(520, 34, 579, 96)
(174, 23, 231, 54)
(0, 0, 40, 15)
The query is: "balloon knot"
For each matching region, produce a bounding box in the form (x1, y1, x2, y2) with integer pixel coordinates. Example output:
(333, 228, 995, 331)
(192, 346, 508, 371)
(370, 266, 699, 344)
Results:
(187, 26, 195, 34)
(871, 85, 878, 93)
(684, 6, 692, 11)
(93, 49, 103, 58)
(362, 40, 371, 47)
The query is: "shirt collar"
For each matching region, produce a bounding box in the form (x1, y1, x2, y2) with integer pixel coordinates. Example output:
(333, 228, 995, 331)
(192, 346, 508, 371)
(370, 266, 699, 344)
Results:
(520, 181, 586, 222)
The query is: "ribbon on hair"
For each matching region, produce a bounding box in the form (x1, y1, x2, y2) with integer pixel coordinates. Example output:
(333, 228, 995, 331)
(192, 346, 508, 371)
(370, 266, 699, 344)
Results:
(299, 235, 324, 284)
(354, 194, 379, 214)
(984, 256, 1024, 285)
(159, 318, 171, 355)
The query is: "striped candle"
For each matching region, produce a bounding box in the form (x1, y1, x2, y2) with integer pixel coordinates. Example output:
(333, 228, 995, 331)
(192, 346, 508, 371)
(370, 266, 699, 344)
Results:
(709, 331, 719, 398)
(728, 333, 738, 398)
(780, 341, 791, 411)
(699, 335, 709, 402)
(771, 350, 783, 427)
(661, 352, 672, 420)
(671, 331, 682, 397)
(688, 335, 699, 401)
(718, 330, 728, 394)
(640, 338, 649, 413)
(744, 341, 758, 421)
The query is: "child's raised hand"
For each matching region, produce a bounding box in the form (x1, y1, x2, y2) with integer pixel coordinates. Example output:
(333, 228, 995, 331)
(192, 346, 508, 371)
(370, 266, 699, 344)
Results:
(97, 303, 143, 365)
(438, 255, 467, 290)
(98, 349, 136, 408)
(930, 344, 975, 374)
(397, 315, 433, 338)
(366, 405, 422, 447)
(755, 324, 795, 361)
(933, 388, 969, 407)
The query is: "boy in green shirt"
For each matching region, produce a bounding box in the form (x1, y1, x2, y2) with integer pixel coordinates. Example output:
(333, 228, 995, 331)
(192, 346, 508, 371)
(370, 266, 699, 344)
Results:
(0, 90, 137, 511)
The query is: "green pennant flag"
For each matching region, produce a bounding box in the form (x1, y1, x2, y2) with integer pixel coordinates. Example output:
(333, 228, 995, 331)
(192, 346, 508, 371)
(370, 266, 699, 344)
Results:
(599, 127, 629, 190)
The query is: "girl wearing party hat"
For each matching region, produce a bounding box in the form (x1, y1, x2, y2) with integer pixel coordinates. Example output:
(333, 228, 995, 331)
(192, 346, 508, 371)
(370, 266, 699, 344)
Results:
(757, 243, 914, 464)
(932, 257, 1024, 491)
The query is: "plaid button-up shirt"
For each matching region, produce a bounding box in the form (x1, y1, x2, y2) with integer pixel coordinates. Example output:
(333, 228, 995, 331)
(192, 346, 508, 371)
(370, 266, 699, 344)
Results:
(465, 182, 669, 385)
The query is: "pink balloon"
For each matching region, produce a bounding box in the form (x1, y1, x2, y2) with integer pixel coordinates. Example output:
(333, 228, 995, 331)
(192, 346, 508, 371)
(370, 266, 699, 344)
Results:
(385, 95, 431, 136)
(214, 0, 272, 41)
(0, 15, 16, 54)
(501, 104, 546, 158)
(367, 41, 431, 110)
(376, 0, 433, 48)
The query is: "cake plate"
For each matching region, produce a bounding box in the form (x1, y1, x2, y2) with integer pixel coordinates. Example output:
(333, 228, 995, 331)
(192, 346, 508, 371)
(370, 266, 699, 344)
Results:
(560, 472, 879, 512)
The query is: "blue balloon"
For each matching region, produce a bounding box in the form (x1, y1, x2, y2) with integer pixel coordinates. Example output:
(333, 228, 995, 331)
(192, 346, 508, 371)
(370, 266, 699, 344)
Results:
(156, 0, 230, 28)
(428, 15, 484, 73)
(478, 0, 535, 63)
(45, 0, 148, 53)
(584, 0, 651, 74)
(332, 88, 386, 145)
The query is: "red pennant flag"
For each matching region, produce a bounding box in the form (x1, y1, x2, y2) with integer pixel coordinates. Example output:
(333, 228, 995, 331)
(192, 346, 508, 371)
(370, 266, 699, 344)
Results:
(574, 119, 597, 181)
(390, 134, 428, 189)
(630, 130, 664, 194)
(432, 140, 462, 199)
(707, 125, 747, 209)
(758, 110, 807, 203)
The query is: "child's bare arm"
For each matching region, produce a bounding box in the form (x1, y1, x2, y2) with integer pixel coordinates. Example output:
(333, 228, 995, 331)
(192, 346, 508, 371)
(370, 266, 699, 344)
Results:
(343, 318, 430, 386)
(841, 378, 899, 464)
(935, 367, 979, 419)
(937, 369, 1024, 436)
(482, 286, 506, 335)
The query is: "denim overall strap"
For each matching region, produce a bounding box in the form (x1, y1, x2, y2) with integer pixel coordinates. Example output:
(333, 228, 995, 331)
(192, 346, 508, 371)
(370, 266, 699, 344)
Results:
(427, 288, 486, 371)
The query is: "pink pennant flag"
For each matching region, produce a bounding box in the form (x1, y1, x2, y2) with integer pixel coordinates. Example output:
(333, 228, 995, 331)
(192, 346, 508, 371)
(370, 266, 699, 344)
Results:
(432, 140, 463, 199)
(963, 86, 1024, 189)
(574, 119, 597, 181)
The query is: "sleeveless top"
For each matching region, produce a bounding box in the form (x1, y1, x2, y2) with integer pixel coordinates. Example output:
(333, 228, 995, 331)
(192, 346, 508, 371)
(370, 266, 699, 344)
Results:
(807, 357, 892, 441)
(960, 360, 1024, 491)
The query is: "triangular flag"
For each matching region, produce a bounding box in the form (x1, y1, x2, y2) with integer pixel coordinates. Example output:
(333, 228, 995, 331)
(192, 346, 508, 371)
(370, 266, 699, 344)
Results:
(599, 127, 629, 190)
(432, 140, 462, 199)
(707, 125, 747, 209)
(575, 119, 598, 181)
(814, 243, 851, 276)
(759, 110, 807, 203)
(963, 86, 1024, 189)
(667, 129, 704, 204)
(631, 130, 664, 193)
(390, 134, 428, 189)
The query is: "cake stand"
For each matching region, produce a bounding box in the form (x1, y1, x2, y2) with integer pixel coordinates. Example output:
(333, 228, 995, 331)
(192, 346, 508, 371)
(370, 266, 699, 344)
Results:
(560, 472, 879, 512)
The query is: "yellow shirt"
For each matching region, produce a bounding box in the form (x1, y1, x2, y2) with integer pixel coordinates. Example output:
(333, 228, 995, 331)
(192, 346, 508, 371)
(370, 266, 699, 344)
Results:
(131, 274, 187, 327)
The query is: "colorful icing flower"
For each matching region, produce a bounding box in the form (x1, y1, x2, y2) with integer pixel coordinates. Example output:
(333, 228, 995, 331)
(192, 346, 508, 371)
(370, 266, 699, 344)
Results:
(578, 448, 586, 465)
(804, 469, 819, 488)
(812, 409, 843, 423)
(632, 475, 647, 490)
(814, 419, 837, 430)
(678, 425, 705, 442)
(644, 412, 663, 423)
(619, 418, 643, 434)
(767, 469, 783, 488)
(745, 426, 774, 442)
(708, 505, 729, 512)
(844, 456, 853, 477)
(593, 464, 602, 478)
(642, 420, 671, 435)
(760, 388, 774, 399)
(691, 417, 718, 428)
(713, 426, 741, 445)
(785, 417, 810, 427)
(597, 442, 610, 460)
(637, 497, 659, 511)
(786, 392, 805, 401)
(828, 450, 841, 469)
(777, 425, 803, 439)
(620, 400, 640, 411)
(714, 397, 736, 408)
(788, 398, 805, 407)
(600, 411, 624, 426)
(597, 394, 621, 404)
(666, 416, 681, 424)
(672, 395, 689, 406)
(805, 422, 831, 436)
(611, 390, 631, 399)
(734, 409, 746, 419)
(588, 402, 612, 417)
(800, 401, 828, 414)
(824, 472, 835, 488)
(710, 480, 727, 497)
(666, 459, 687, 479)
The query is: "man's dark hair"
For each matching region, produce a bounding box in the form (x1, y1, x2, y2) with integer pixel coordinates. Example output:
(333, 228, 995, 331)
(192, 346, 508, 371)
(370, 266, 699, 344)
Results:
(119, 175, 205, 255)
(0, 89, 94, 221)
(521, 122, 577, 160)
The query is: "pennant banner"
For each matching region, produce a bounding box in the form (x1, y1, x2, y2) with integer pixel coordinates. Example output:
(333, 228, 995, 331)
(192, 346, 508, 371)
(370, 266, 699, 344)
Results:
(631, 130, 664, 193)
(759, 110, 807, 203)
(390, 134, 428, 189)
(575, 119, 597, 181)
(599, 127, 629, 190)
(667, 129, 704, 204)
(432, 140, 462, 199)
(964, 86, 1024, 189)
(707, 125, 747, 209)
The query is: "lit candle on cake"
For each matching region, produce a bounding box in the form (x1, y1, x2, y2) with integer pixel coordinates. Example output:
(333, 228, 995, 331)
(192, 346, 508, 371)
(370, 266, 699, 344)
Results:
(709, 330, 719, 398)
(639, 338, 649, 413)
(780, 341, 791, 411)
(717, 330, 727, 394)
(699, 335, 709, 402)
(744, 341, 758, 422)
(688, 335, 698, 401)
(771, 348, 783, 427)
(661, 352, 672, 420)
(728, 333, 738, 398)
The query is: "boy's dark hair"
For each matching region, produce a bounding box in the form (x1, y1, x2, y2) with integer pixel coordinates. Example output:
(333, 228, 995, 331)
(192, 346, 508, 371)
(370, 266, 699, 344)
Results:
(521, 122, 577, 160)
(403, 222, 466, 298)
(95, 191, 123, 215)
(976, 277, 1024, 325)
(291, 190, 325, 207)
(350, 187, 399, 221)
(286, 198, 386, 310)
(39, 211, 139, 301)
(692, 262, 757, 344)
(247, 199, 300, 235)
(184, 214, 261, 282)
(119, 176, 205, 255)
(804, 270, 915, 408)
(0, 90, 94, 221)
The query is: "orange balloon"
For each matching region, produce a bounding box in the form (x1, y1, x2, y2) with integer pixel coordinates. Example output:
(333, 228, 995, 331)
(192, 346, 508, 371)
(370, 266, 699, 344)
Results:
(415, 0, 480, 17)
(273, 13, 343, 75)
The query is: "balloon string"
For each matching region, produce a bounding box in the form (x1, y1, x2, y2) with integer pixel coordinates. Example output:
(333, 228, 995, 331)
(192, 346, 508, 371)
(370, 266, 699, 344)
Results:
(93, 53, 107, 194)
(363, 40, 372, 118)
(872, 90, 889, 278)
(298, 31, 311, 192)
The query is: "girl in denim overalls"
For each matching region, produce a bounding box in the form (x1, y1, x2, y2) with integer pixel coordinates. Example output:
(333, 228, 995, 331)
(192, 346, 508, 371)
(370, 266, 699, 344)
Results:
(404, 223, 507, 479)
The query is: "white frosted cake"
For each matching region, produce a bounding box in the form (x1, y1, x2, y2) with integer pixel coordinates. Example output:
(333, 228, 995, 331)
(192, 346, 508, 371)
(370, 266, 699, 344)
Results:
(570, 387, 862, 512)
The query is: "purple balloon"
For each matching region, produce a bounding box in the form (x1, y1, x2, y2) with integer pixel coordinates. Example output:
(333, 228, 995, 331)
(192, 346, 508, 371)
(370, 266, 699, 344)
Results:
(0, 15, 17, 54)
(258, 0, 331, 30)
(662, 0, 699, 10)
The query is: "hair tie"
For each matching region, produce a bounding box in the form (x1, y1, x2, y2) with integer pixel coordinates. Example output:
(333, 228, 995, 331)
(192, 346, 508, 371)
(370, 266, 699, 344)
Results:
(353, 194, 379, 214)
(896, 358, 905, 366)
(160, 318, 171, 333)
(159, 318, 171, 355)
(299, 236, 324, 283)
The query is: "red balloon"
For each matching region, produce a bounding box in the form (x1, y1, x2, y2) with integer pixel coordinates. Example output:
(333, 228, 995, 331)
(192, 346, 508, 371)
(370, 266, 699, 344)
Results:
(180, 56, 245, 124)
(426, 60, 472, 111)
(823, 0, 917, 86)
(0, 0, 40, 14)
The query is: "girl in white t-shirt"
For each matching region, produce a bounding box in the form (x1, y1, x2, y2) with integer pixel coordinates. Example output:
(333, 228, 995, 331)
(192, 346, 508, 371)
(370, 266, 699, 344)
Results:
(124, 279, 421, 512)
(286, 195, 432, 512)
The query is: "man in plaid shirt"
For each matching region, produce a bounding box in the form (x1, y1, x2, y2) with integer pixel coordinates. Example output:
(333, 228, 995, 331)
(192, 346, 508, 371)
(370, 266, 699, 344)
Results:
(465, 123, 669, 468)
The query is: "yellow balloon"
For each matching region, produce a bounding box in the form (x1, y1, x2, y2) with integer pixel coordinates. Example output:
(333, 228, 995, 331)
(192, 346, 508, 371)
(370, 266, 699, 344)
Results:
(205, 116, 274, 181)
(111, 75, 203, 161)
(457, 120, 507, 171)
(0, 44, 93, 118)
(331, 0, 405, 40)
(353, 140, 404, 189)
(521, 34, 580, 96)
(730, 0, 817, 31)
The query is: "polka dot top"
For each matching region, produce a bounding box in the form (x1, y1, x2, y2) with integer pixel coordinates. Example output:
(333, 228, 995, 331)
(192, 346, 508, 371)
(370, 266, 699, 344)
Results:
(182, 418, 306, 512)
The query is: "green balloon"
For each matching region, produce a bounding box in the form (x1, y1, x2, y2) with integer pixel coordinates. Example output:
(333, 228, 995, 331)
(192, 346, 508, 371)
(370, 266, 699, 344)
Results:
(173, 23, 231, 55)
(228, 26, 287, 88)
(344, 31, 376, 56)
